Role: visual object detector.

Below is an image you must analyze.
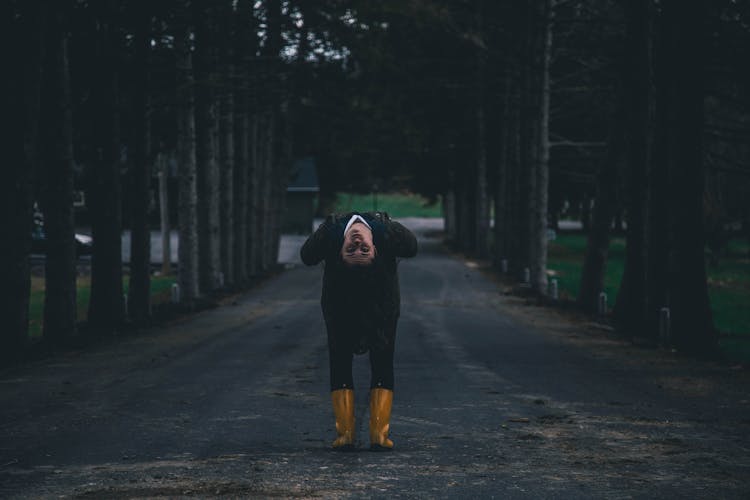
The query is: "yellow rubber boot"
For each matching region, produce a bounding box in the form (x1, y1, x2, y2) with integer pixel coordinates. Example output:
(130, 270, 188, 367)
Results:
(369, 388, 394, 450)
(331, 389, 355, 449)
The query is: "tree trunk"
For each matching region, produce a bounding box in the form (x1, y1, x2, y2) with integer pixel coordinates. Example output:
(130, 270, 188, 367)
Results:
(443, 189, 457, 243)
(259, 112, 276, 271)
(254, 114, 266, 273)
(646, 65, 671, 340)
(158, 153, 171, 275)
(578, 107, 624, 312)
(128, 5, 152, 324)
(614, 0, 654, 333)
(474, 0, 490, 260)
(233, 78, 249, 284)
(662, 0, 715, 353)
(40, 5, 77, 346)
(492, 75, 510, 269)
(2, 2, 46, 363)
(88, 0, 123, 332)
(505, 74, 523, 275)
(474, 103, 490, 259)
(269, 106, 291, 269)
(254, 113, 268, 273)
(194, 1, 221, 291)
(232, 0, 254, 284)
(456, 173, 476, 254)
(219, 79, 235, 287)
(518, 4, 536, 276)
(260, 0, 283, 272)
(580, 194, 592, 233)
(216, 1, 235, 286)
(242, 1, 259, 279)
(175, 3, 200, 304)
(528, 0, 552, 295)
(248, 114, 260, 277)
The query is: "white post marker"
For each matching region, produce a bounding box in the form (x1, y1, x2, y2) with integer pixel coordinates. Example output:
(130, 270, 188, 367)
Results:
(523, 267, 530, 285)
(550, 279, 559, 301)
(171, 283, 181, 304)
(598, 291, 608, 315)
(659, 307, 671, 344)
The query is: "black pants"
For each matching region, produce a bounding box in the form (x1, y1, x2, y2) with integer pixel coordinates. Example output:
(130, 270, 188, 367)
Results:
(329, 342, 395, 392)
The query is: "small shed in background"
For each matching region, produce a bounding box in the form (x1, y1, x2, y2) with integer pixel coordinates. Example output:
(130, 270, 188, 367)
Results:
(283, 157, 319, 234)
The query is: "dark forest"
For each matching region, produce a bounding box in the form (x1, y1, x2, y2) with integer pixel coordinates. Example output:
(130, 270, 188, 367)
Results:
(3, 0, 750, 364)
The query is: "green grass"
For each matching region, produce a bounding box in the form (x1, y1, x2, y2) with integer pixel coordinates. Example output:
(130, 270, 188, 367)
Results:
(706, 240, 750, 360)
(547, 233, 750, 362)
(333, 192, 442, 218)
(28, 274, 177, 339)
(547, 234, 626, 303)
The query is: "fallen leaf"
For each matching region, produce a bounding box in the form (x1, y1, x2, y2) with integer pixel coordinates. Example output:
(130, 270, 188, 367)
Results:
(508, 417, 530, 423)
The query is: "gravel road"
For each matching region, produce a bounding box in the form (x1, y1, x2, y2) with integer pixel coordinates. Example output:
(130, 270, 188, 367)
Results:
(2, 220, 749, 498)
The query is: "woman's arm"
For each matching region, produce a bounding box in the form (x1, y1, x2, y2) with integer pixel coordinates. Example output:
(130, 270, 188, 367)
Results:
(300, 215, 337, 265)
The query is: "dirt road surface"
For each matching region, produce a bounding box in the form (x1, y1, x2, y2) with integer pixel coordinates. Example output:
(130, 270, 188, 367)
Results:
(2, 221, 749, 498)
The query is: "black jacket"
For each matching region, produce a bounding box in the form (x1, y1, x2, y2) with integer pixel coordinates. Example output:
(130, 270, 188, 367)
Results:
(300, 212, 418, 353)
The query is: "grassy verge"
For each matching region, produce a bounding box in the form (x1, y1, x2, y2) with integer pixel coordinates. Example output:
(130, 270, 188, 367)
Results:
(333, 192, 442, 218)
(547, 233, 750, 362)
(29, 274, 177, 339)
(547, 234, 626, 303)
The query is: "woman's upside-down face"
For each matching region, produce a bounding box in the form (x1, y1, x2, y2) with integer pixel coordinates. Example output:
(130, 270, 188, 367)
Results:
(341, 222, 376, 267)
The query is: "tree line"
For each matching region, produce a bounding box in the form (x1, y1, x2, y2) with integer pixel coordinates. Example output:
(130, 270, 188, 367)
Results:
(3, 0, 749, 364)
(433, 0, 749, 355)
(2, 0, 311, 364)
(306, 0, 747, 356)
